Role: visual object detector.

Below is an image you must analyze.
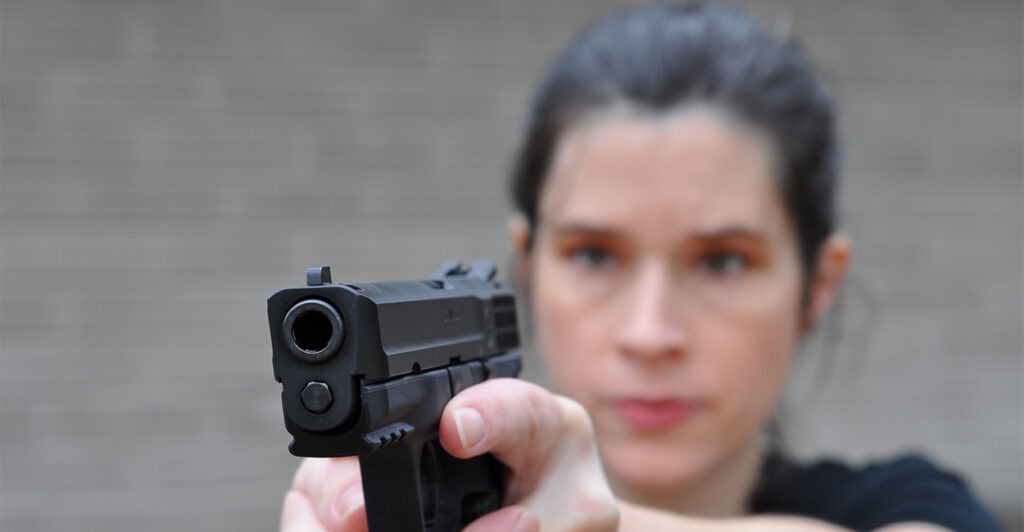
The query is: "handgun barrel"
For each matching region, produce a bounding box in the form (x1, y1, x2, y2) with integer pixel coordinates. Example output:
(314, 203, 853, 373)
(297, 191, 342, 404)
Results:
(282, 298, 344, 364)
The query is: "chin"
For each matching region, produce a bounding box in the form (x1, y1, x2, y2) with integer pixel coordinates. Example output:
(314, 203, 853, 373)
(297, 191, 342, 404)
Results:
(601, 437, 715, 495)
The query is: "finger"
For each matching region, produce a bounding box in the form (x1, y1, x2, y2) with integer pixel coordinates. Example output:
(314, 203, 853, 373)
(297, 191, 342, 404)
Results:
(438, 379, 594, 505)
(463, 505, 540, 532)
(439, 380, 619, 529)
(281, 489, 328, 532)
(290, 457, 368, 532)
(438, 379, 563, 466)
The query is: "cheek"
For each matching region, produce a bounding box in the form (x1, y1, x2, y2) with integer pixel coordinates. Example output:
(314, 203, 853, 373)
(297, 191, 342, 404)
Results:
(529, 257, 608, 397)
(706, 278, 803, 424)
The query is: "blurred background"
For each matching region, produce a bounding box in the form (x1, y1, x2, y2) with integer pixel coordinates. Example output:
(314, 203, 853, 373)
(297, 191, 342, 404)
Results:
(1, 0, 1021, 530)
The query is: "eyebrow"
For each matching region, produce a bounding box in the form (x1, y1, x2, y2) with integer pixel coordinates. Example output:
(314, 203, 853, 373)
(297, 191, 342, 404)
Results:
(546, 223, 621, 238)
(544, 222, 769, 242)
(690, 225, 769, 242)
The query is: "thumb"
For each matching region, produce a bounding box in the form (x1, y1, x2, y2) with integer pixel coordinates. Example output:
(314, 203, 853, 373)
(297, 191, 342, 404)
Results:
(281, 490, 329, 532)
(463, 505, 540, 532)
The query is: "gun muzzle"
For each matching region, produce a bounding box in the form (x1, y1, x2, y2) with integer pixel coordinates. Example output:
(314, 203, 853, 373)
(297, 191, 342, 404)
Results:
(282, 299, 344, 363)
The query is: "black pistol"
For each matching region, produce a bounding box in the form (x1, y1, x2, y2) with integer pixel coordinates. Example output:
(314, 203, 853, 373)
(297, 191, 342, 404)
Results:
(267, 260, 521, 531)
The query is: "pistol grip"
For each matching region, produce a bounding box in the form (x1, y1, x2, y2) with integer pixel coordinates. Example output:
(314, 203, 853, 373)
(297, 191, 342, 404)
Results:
(358, 435, 505, 531)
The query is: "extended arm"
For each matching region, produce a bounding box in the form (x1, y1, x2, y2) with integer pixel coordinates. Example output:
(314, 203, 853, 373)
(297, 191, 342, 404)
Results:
(620, 503, 951, 532)
(282, 379, 959, 532)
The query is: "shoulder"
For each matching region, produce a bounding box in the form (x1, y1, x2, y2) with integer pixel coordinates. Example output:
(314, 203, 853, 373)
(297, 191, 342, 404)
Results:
(749, 452, 1001, 532)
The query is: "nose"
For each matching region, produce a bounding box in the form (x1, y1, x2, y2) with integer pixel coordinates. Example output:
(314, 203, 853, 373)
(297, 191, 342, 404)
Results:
(616, 261, 688, 361)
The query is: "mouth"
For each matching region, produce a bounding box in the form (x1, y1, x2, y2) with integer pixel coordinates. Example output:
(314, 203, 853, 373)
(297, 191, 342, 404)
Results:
(613, 398, 705, 431)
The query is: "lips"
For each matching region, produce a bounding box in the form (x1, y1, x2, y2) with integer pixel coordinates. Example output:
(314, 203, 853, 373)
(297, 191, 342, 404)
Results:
(613, 398, 704, 431)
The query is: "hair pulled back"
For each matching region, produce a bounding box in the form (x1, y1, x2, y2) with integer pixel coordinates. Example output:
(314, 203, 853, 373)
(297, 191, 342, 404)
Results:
(510, 1, 839, 271)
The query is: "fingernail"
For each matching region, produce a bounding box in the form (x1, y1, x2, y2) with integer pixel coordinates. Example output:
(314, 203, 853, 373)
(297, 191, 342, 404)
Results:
(332, 484, 364, 522)
(453, 407, 486, 450)
(514, 511, 540, 532)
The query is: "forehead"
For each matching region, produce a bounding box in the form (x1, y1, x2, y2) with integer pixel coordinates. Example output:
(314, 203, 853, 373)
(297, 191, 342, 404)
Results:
(539, 107, 787, 235)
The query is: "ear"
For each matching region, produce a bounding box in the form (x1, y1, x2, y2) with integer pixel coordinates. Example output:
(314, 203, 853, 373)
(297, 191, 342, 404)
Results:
(508, 213, 532, 288)
(803, 233, 852, 331)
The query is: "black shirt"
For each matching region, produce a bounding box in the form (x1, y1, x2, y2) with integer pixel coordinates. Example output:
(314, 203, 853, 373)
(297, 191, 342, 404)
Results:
(748, 453, 1001, 531)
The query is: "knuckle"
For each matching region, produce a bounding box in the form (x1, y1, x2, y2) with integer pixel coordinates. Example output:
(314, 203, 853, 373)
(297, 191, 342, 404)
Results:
(291, 457, 319, 492)
(555, 395, 594, 436)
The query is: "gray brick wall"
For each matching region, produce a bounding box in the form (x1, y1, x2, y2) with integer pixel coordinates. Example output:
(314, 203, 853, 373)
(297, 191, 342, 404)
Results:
(2, 1, 1021, 530)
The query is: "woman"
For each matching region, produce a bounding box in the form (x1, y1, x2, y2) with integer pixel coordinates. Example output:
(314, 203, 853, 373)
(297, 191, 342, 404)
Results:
(281, 3, 999, 531)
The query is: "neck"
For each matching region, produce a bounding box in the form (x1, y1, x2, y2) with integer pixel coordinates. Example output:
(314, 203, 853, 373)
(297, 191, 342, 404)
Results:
(616, 440, 763, 518)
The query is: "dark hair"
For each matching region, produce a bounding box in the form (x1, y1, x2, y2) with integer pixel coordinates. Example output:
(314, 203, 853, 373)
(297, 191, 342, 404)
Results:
(510, 1, 839, 272)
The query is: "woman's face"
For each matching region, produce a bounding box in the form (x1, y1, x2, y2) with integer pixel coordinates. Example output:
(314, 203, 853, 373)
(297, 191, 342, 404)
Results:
(522, 107, 806, 499)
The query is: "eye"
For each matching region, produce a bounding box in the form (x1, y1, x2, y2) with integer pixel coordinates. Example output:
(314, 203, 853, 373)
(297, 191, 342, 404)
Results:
(570, 245, 617, 269)
(697, 251, 749, 277)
